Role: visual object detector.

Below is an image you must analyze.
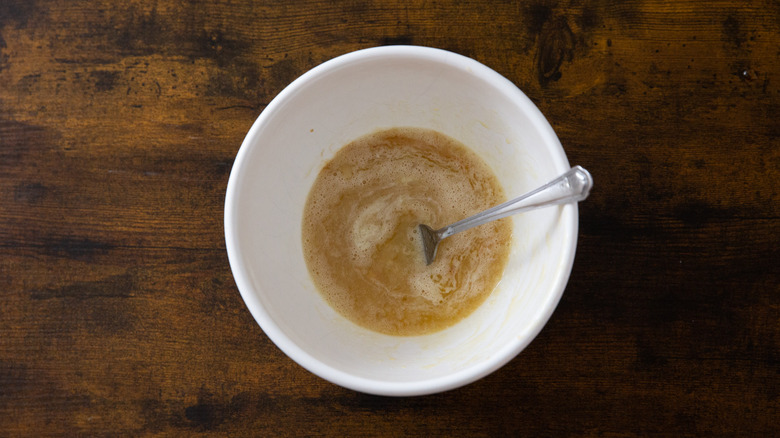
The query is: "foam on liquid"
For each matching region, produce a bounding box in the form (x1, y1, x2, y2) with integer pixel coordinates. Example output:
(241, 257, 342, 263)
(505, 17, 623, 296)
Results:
(302, 127, 512, 336)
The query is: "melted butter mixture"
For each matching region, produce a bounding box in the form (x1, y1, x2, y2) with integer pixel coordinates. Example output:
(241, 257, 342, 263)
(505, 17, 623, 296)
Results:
(302, 127, 512, 336)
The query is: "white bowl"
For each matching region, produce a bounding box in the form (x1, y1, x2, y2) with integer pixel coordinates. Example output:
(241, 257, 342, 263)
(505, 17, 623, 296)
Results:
(224, 46, 577, 396)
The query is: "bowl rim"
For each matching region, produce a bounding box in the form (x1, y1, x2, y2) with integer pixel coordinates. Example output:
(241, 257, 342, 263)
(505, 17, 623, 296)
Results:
(224, 45, 578, 396)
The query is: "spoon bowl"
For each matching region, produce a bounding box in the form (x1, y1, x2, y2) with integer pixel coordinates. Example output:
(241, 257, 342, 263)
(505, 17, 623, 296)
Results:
(419, 166, 593, 265)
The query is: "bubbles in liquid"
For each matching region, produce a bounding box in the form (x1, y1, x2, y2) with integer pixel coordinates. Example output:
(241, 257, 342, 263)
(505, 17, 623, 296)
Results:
(302, 127, 512, 336)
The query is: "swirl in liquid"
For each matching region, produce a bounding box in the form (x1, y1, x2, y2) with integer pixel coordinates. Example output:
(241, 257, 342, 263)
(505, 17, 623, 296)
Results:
(302, 128, 512, 336)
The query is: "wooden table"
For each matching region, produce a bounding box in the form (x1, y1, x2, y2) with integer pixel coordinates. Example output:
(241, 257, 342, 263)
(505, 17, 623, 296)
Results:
(2, 0, 778, 435)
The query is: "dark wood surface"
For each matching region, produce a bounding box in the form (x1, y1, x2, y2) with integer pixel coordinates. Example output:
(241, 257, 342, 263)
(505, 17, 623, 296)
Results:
(2, 0, 778, 435)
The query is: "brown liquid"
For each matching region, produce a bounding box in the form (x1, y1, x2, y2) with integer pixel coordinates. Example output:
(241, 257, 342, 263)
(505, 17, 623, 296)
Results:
(302, 128, 512, 336)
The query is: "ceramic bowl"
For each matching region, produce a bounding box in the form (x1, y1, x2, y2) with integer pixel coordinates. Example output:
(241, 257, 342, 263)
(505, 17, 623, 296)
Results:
(224, 46, 578, 396)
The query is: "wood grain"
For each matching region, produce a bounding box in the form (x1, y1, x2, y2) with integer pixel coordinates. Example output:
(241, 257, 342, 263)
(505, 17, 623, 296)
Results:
(1, 0, 778, 435)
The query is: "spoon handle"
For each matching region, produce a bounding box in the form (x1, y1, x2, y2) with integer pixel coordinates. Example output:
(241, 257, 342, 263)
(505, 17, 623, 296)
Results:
(438, 166, 593, 239)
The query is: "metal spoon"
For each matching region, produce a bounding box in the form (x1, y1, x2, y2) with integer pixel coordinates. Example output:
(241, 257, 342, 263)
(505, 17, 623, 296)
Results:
(418, 166, 593, 265)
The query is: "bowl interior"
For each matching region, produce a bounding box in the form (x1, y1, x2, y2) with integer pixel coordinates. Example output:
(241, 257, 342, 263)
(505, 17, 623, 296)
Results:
(225, 46, 576, 395)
